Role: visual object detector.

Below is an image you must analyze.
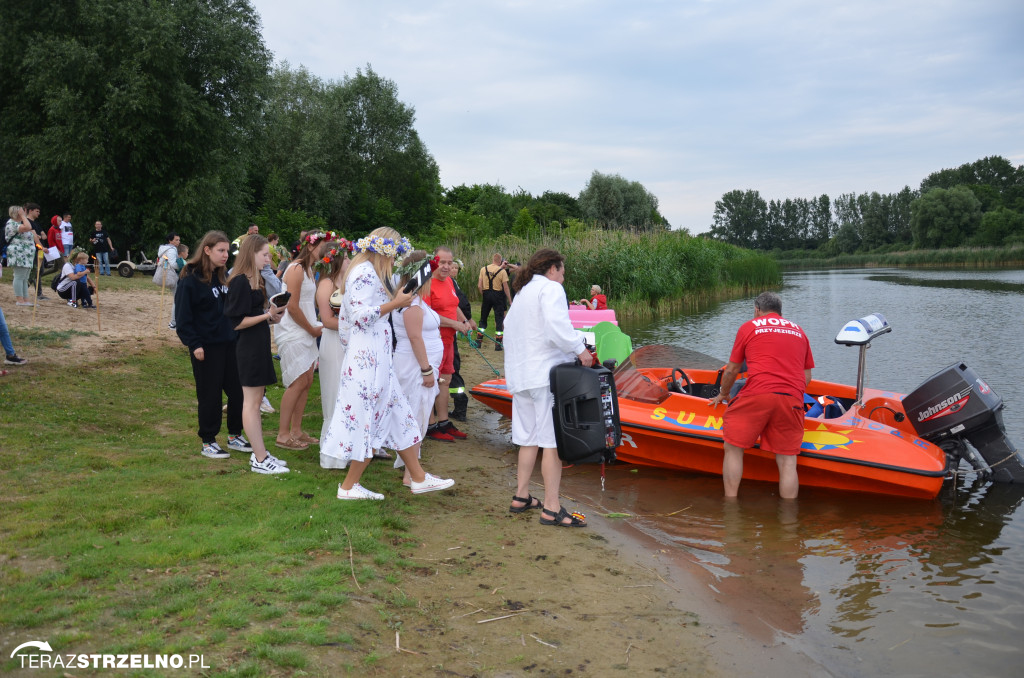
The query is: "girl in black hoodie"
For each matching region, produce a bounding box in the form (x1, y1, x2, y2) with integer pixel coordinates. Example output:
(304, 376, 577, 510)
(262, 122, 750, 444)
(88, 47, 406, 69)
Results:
(174, 231, 251, 459)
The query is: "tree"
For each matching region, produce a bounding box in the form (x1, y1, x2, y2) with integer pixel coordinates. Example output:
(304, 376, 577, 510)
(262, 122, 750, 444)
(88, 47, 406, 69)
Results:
(708, 190, 767, 248)
(808, 194, 833, 247)
(340, 66, 441, 235)
(251, 65, 354, 226)
(0, 0, 271, 249)
(578, 171, 665, 230)
(974, 207, 1024, 246)
(910, 186, 983, 248)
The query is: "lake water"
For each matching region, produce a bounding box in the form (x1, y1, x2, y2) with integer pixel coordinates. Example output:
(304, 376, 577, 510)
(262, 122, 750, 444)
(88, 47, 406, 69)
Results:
(563, 269, 1024, 677)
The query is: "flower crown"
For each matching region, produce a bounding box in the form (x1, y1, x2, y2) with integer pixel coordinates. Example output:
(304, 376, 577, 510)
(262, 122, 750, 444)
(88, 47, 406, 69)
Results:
(305, 231, 334, 247)
(394, 254, 439, 281)
(313, 238, 353, 275)
(353, 234, 412, 259)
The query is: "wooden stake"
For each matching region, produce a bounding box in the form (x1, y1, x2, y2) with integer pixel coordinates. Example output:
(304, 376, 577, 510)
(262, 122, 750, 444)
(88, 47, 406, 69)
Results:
(159, 258, 168, 330)
(92, 256, 101, 332)
(343, 526, 361, 591)
(31, 248, 42, 326)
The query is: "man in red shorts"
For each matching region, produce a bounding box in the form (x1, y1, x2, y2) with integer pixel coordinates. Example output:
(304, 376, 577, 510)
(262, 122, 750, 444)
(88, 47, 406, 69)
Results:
(426, 246, 476, 441)
(708, 292, 813, 498)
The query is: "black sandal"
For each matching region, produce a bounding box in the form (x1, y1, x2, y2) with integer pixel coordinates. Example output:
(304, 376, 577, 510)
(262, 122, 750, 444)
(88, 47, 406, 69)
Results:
(509, 494, 543, 514)
(539, 506, 587, 527)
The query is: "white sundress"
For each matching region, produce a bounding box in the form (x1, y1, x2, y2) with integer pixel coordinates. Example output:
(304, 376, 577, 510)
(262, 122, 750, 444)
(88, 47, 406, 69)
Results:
(319, 261, 422, 469)
(318, 279, 349, 443)
(391, 296, 443, 469)
(275, 263, 321, 387)
(392, 296, 443, 436)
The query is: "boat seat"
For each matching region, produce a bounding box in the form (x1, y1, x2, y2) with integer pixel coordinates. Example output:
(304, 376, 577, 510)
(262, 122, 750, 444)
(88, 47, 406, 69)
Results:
(805, 394, 847, 419)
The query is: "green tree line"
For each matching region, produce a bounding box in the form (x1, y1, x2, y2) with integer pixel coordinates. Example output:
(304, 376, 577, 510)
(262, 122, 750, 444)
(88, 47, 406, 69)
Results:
(708, 156, 1024, 255)
(1, 0, 670, 254)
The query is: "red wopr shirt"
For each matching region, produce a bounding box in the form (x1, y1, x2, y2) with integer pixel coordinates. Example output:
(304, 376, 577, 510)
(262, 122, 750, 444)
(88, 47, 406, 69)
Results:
(728, 312, 814, 399)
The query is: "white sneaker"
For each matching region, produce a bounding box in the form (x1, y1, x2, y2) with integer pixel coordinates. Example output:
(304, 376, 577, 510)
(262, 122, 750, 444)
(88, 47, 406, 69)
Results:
(201, 442, 230, 459)
(260, 396, 275, 414)
(337, 483, 385, 500)
(250, 453, 289, 474)
(264, 452, 288, 467)
(410, 473, 455, 495)
(227, 434, 253, 452)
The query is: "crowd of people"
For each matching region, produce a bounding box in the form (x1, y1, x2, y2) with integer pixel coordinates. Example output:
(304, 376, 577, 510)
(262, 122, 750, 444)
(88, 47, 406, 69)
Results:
(4, 208, 609, 519)
(163, 224, 609, 518)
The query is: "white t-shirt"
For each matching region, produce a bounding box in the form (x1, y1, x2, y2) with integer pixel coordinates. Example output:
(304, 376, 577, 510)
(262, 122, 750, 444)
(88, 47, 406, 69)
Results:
(61, 221, 74, 250)
(57, 262, 76, 292)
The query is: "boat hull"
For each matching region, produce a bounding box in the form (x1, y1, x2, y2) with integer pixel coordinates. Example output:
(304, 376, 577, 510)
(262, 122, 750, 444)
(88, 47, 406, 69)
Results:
(470, 373, 948, 499)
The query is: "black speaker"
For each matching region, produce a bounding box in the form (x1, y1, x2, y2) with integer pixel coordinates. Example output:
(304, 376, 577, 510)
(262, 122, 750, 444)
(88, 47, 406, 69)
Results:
(549, 362, 620, 463)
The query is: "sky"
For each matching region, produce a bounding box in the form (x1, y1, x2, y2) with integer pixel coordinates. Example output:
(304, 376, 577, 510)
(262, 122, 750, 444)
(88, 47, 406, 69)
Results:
(247, 0, 1024, 233)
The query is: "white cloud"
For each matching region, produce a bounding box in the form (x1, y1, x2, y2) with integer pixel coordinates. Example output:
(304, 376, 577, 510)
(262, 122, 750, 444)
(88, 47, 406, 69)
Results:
(250, 0, 1024, 232)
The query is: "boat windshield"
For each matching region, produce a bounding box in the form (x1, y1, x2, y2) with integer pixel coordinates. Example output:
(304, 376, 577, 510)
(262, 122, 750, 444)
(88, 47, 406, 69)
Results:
(611, 344, 722, 404)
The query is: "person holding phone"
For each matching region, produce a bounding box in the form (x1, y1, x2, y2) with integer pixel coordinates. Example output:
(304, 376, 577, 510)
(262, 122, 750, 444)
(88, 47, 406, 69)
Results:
(174, 231, 250, 459)
(224, 235, 289, 474)
(320, 227, 455, 500)
(392, 250, 443, 486)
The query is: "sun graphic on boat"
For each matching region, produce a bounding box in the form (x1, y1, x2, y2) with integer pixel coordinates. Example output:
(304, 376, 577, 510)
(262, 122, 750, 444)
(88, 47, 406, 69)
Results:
(802, 423, 860, 451)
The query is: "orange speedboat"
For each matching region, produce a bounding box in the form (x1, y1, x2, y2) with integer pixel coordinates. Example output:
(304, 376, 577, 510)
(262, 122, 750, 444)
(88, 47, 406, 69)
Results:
(471, 316, 1024, 499)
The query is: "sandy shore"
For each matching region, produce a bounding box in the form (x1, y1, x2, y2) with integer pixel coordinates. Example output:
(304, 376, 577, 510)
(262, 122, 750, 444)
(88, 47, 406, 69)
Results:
(1, 283, 826, 676)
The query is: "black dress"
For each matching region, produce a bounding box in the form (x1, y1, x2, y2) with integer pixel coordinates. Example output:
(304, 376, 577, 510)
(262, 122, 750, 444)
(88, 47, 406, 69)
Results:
(224, 276, 277, 387)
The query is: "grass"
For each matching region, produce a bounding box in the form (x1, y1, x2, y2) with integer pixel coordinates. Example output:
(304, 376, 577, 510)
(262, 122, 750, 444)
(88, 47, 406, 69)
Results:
(0, 342, 430, 674)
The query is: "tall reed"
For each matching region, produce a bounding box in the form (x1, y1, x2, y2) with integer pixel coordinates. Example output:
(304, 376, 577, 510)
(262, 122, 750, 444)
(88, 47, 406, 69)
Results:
(439, 230, 780, 318)
(776, 244, 1024, 270)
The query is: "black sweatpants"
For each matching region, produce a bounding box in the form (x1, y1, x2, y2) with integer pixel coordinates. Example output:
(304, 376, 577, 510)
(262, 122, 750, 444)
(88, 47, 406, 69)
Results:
(191, 341, 244, 443)
(479, 290, 507, 332)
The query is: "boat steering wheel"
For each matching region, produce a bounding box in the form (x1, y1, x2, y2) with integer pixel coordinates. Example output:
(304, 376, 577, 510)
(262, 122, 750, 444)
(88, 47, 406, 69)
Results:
(671, 367, 693, 394)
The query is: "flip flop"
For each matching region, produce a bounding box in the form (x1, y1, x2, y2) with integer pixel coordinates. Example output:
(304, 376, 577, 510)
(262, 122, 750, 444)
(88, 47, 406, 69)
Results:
(296, 432, 319, 444)
(275, 438, 309, 451)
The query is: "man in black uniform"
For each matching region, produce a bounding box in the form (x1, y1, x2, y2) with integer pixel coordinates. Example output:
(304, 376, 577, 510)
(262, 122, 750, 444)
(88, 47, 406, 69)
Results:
(448, 259, 472, 421)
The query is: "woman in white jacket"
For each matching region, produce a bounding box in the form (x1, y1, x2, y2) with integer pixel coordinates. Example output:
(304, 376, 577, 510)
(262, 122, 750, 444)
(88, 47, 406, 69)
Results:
(503, 248, 593, 527)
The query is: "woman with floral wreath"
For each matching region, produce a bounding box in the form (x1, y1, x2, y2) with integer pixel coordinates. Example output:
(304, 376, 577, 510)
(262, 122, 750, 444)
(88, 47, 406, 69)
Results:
(320, 227, 455, 500)
(391, 249, 444, 486)
(313, 236, 351, 447)
(274, 231, 327, 450)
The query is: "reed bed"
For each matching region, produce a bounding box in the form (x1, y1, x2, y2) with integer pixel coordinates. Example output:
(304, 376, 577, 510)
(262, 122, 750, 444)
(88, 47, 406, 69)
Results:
(442, 230, 780, 319)
(776, 244, 1024, 270)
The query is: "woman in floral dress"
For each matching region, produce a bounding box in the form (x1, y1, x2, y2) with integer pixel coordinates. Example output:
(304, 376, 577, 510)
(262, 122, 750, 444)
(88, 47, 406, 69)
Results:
(5, 206, 40, 306)
(320, 227, 455, 500)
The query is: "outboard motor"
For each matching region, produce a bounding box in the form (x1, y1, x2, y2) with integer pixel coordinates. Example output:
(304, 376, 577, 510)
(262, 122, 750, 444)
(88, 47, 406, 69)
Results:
(903, 363, 1024, 483)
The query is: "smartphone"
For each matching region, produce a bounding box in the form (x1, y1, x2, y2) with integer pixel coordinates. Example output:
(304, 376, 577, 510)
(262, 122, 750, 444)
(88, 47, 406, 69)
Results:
(270, 292, 291, 308)
(402, 259, 434, 294)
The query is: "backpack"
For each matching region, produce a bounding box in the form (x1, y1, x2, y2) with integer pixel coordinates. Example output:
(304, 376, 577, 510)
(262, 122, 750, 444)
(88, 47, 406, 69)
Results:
(51, 271, 62, 292)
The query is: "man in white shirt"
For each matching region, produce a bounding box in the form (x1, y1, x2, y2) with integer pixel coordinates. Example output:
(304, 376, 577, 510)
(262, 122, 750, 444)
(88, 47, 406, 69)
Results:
(60, 213, 74, 257)
(503, 248, 593, 527)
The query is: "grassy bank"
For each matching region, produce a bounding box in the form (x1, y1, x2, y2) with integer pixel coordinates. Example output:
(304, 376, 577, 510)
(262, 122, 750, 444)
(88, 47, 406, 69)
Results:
(447, 230, 780, 320)
(774, 243, 1024, 270)
(0, 338, 426, 675)
(0, 324, 723, 676)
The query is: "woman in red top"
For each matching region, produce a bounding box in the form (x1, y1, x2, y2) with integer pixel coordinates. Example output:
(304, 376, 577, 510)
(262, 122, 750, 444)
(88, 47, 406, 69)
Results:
(579, 284, 607, 310)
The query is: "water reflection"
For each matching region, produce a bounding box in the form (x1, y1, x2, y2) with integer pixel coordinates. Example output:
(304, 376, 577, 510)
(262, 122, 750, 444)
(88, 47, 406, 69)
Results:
(489, 268, 1024, 675)
(560, 463, 1024, 676)
(867, 275, 1024, 294)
